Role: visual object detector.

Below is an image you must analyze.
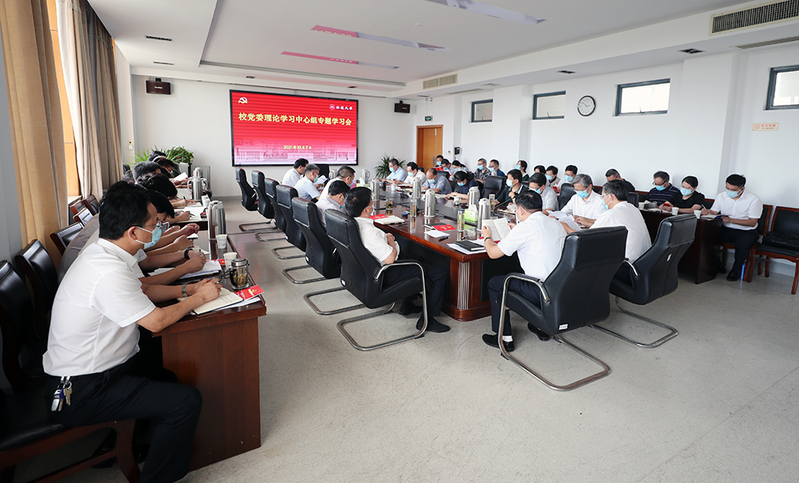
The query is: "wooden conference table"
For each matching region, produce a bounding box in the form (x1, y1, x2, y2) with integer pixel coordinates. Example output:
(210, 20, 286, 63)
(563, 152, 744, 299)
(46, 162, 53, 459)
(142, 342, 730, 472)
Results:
(152, 236, 265, 470)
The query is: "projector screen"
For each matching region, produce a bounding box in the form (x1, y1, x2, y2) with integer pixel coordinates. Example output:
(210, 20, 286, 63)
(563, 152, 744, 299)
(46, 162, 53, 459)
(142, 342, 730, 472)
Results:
(230, 91, 358, 166)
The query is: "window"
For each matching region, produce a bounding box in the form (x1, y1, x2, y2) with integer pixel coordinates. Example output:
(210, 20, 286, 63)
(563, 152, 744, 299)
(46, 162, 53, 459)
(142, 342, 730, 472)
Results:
(615, 79, 670, 116)
(533, 91, 565, 119)
(471, 100, 493, 122)
(766, 65, 799, 110)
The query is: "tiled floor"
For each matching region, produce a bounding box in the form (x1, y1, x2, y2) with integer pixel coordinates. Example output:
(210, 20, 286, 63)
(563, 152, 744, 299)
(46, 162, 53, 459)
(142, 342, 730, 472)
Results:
(17, 197, 799, 482)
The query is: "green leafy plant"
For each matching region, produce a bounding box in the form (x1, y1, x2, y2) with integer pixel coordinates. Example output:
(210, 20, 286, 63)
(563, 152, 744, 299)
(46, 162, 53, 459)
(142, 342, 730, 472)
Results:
(131, 145, 194, 171)
(374, 154, 404, 178)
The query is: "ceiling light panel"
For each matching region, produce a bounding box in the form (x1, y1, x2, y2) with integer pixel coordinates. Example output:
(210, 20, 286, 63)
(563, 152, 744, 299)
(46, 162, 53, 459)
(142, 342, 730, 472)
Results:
(311, 25, 450, 51)
(282, 51, 399, 69)
(426, 0, 545, 26)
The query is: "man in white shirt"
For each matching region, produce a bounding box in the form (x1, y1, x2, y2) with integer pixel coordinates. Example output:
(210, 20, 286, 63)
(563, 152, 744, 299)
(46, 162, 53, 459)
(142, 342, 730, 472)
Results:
(294, 163, 322, 201)
(563, 180, 651, 262)
(405, 162, 426, 183)
(320, 166, 356, 199)
(555, 173, 606, 225)
(480, 192, 567, 351)
(346, 187, 450, 333)
(701, 174, 763, 281)
(528, 172, 558, 212)
(382, 158, 407, 184)
(43, 182, 221, 483)
(316, 180, 349, 228)
(281, 158, 309, 187)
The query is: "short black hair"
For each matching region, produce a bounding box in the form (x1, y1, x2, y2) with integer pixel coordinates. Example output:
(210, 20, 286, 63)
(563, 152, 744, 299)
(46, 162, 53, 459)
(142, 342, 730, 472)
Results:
(406, 162, 419, 172)
(441, 159, 451, 166)
(605, 168, 620, 178)
(453, 171, 469, 182)
(155, 158, 179, 172)
(344, 187, 371, 217)
(121, 170, 135, 184)
(682, 176, 699, 188)
(337, 166, 355, 178)
(565, 165, 578, 174)
(139, 174, 178, 199)
(529, 172, 547, 187)
(546, 165, 559, 175)
(603, 180, 629, 201)
(477, 158, 487, 163)
(489, 159, 499, 167)
(507, 169, 523, 182)
(726, 174, 746, 188)
(515, 192, 543, 212)
(452, 160, 462, 167)
(653, 171, 670, 182)
(133, 161, 163, 182)
(327, 180, 350, 197)
(148, 150, 167, 162)
(534, 165, 546, 173)
(388, 158, 401, 167)
(517, 160, 527, 170)
(294, 158, 309, 169)
(147, 190, 175, 218)
(99, 183, 151, 240)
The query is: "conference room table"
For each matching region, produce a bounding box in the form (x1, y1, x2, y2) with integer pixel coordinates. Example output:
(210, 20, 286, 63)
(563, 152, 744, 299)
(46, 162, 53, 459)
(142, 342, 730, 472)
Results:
(152, 235, 265, 470)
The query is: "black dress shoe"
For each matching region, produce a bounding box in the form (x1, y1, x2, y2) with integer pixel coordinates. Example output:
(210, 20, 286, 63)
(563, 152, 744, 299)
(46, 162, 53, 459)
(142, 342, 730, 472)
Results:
(398, 303, 422, 316)
(726, 270, 740, 281)
(417, 316, 450, 333)
(481, 333, 514, 352)
(527, 322, 551, 341)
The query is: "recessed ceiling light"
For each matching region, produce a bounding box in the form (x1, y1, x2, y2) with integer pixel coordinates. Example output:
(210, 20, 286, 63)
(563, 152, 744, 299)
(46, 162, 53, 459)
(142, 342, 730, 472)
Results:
(145, 35, 172, 42)
(680, 48, 704, 54)
(312, 25, 449, 51)
(282, 51, 398, 69)
(426, 0, 544, 26)
(558, 70, 575, 74)
(153, 61, 174, 65)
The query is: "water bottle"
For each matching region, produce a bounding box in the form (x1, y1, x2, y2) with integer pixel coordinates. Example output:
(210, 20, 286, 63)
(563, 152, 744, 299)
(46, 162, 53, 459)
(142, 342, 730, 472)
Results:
(424, 189, 435, 217)
(468, 186, 480, 209)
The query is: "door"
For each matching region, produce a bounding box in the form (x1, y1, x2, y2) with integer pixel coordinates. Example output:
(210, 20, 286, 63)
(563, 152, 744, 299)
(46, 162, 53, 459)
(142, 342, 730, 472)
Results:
(416, 125, 443, 171)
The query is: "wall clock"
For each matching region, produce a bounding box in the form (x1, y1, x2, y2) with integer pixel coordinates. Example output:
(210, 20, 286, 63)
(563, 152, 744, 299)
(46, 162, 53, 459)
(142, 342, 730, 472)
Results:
(577, 95, 596, 116)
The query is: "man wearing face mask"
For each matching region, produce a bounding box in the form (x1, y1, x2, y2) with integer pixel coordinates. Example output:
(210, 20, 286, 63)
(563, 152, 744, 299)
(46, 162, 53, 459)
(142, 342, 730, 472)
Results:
(405, 162, 427, 183)
(421, 168, 452, 194)
(381, 158, 407, 184)
(496, 169, 529, 205)
(647, 171, 681, 206)
(550, 173, 606, 225)
(43, 182, 220, 483)
(528, 172, 558, 212)
(489, 159, 505, 178)
(316, 180, 350, 228)
(449, 171, 479, 201)
(701, 174, 763, 281)
(559, 164, 578, 190)
(474, 158, 489, 181)
(320, 166, 356, 199)
(295, 163, 323, 201)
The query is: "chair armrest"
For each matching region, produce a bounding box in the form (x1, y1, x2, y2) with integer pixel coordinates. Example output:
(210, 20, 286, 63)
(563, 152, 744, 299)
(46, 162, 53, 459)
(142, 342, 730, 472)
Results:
(374, 260, 425, 281)
(622, 259, 639, 279)
(502, 272, 550, 304)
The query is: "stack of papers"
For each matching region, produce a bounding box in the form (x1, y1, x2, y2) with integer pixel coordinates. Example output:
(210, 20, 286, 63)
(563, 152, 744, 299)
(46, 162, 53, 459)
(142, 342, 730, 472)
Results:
(179, 285, 264, 315)
(548, 211, 582, 231)
(177, 260, 222, 280)
(424, 229, 449, 239)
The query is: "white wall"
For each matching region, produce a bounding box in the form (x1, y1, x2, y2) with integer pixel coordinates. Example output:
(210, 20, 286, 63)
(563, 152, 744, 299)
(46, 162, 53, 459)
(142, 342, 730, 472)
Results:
(131, 77, 416, 197)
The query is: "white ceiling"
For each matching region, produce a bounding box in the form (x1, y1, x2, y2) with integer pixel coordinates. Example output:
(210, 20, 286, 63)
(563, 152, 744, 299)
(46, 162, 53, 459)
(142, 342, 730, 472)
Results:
(89, 0, 799, 97)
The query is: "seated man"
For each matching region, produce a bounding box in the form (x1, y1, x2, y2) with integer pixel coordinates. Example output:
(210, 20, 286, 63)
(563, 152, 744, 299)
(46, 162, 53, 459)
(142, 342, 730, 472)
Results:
(316, 180, 350, 228)
(473, 158, 489, 181)
(528, 172, 558, 212)
(701, 174, 763, 281)
(320, 166, 355, 198)
(346, 187, 450, 333)
(553, 173, 606, 226)
(421, 168, 452, 195)
(563, 180, 651, 262)
(405, 162, 427, 183)
(139, 173, 194, 209)
(282, 158, 308, 187)
(489, 159, 505, 178)
(497, 169, 529, 205)
(662, 175, 705, 214)
(533, 165, 546, 174)
(449, 170, 479, 202)
(647, 170, 681, 206)
(545, 165, 560, 190)
(559, 164, 578, 188)
(133, 161, 164, 184)
(481, 192, 567, 351)
(605, 168, 636, 193)
(43, 183, 221, 483)
(382, 158, 407, 184)
(439, 158, 453, 176)
(294, 163, 322, 201)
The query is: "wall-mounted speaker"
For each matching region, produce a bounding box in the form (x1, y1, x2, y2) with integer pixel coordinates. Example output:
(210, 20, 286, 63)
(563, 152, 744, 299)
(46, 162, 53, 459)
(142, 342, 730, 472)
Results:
(146, 78, 171, 95)
(394, 101, 410, 113)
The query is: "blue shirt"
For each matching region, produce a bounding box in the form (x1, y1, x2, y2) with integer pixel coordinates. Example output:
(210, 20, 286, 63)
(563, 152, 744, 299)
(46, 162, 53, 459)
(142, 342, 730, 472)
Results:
(425, 175, 452, 194)
(386, 168, 407, 182)
(453, 179, 477, 194)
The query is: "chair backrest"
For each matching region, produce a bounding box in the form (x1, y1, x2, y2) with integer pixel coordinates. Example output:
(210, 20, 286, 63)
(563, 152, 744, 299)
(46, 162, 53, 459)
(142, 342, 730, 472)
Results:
(615, 214, 696, 305)
(14, 240, 59, 341)
(537, 227, 628, 335)
(252, 170, 275, 219)
(73, 207, 93, 227)
(627, 192, 640, 206)
(83, 194, 100, 215)
(702, 198, 714, 209)
(68, 198, 84, 218)
(0, 260, 42, 390)
(275, 185, 306, 251)
(50, 223, 83, 255)
(558, 183, 575, 210)
(325, 210, 384, 306)
(771, 206, 799, 235)
(757, 204, 773, 236)
(592, 186, 603, 194)
(483, 176, 504, 198)
(264, 178, 286, 232)
(292, 198, 340, 279)
(236, 168, 258, 211)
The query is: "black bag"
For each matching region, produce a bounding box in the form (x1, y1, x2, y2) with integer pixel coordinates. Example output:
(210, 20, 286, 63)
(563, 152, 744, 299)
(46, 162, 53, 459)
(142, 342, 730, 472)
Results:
(762, 232, 799, 251)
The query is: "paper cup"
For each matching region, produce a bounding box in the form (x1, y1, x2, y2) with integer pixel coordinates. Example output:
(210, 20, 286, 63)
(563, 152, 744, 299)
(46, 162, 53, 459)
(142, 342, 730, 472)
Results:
(638, 202, 646, 210)
(694, 210, 702, 219)
(671, 207, 679, 215)
(223, 252, 237, 262)
(216, 234, 228, 249)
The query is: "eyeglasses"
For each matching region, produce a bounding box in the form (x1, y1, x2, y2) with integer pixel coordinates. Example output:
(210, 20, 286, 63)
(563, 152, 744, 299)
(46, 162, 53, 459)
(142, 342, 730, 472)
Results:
(138, 221, 169, 231)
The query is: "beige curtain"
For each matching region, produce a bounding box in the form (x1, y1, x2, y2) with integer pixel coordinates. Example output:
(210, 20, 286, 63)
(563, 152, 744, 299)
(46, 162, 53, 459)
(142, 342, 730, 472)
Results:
(56, 0, 121, 198)
(0, 0, 68, 250)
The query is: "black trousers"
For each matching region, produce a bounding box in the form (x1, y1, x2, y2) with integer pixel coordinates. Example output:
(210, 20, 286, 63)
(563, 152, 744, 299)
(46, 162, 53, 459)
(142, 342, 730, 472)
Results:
(489, 274, 542, 336)
(46, 355, 202, 483)
(720, 227, 759, 271)
(381, 256, 447, 317)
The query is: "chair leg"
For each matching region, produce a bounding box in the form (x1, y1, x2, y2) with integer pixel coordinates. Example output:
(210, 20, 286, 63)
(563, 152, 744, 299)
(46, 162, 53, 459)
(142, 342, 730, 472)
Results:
(256, 232, 288, 242)
(282, 265, 326, 284)
(589, 297, 678, 348)
(113, 420, 141, 483)
(238, 221, 277, 233)
(792, 263, 799, 295)
(303, 286, 365, 315)
(765, 256, 771, 277)
(497, 297, 610, 391)
(272, 245, 304, 260)
(338, 297, 426, 351)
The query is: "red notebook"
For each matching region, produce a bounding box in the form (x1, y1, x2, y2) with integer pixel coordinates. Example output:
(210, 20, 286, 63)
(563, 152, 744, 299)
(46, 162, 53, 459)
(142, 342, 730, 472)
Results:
(235, 285, 264, 300)
(432, 224, 456, 231)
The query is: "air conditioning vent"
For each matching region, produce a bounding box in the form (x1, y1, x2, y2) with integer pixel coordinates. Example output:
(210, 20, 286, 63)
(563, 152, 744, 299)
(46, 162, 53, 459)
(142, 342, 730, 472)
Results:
(711, 0, 799, 34)
(423, 74, 458, 89)
(736, 34, 799, 49)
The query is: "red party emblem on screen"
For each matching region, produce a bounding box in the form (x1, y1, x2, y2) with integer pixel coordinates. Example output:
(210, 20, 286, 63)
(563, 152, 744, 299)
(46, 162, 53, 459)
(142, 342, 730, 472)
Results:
(329, 104, 336, 110)
(238, 97, 248, 104)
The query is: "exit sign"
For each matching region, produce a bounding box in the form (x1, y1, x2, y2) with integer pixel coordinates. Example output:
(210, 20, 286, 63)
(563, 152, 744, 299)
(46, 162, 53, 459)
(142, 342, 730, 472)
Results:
(425, 116, 433, 122)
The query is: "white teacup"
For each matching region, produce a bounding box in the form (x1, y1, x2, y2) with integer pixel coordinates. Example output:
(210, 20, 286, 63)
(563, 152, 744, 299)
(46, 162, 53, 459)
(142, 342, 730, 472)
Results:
(694, 210, 702, 219)
(216, 234, 228, 249)
(671, 207, 679, 215)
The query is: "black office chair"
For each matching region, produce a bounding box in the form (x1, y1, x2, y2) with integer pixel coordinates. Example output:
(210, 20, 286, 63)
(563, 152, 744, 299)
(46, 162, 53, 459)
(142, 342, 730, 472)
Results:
(50, 222, 83, 256)
(482, 176, 504, 199)
(236, 168, 269, 232)
(292, 198, 364, 315)
(325, 210, 428, 351)
(558, 183, 575, 210)
(496, 227, 627, 390)
(747, 206, 799, 294)
(73, 207, 93, 227)
(627, 192, 640, 206)
(0, 261, 45, 390)
(592, 214, 696, 348)
(256, 177, 291, 243)
(252, 170, 277, 227)
(15, 241, 59, 342)
(272, 185, 307, 260)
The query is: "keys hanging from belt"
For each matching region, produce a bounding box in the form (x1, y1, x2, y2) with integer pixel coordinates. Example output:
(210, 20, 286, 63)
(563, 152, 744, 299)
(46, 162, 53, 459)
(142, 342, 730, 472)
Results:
(51, 376, 72, 412)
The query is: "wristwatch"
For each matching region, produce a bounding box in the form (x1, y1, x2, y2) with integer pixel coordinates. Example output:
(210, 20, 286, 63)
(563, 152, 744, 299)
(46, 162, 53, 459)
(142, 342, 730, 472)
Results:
(181, 283, 189, 297)
(184, 247, 193, 260)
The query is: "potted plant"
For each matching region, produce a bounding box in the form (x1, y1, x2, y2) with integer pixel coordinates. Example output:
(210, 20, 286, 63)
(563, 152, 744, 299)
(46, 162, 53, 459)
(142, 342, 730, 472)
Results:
(375, 154, 404, 178)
